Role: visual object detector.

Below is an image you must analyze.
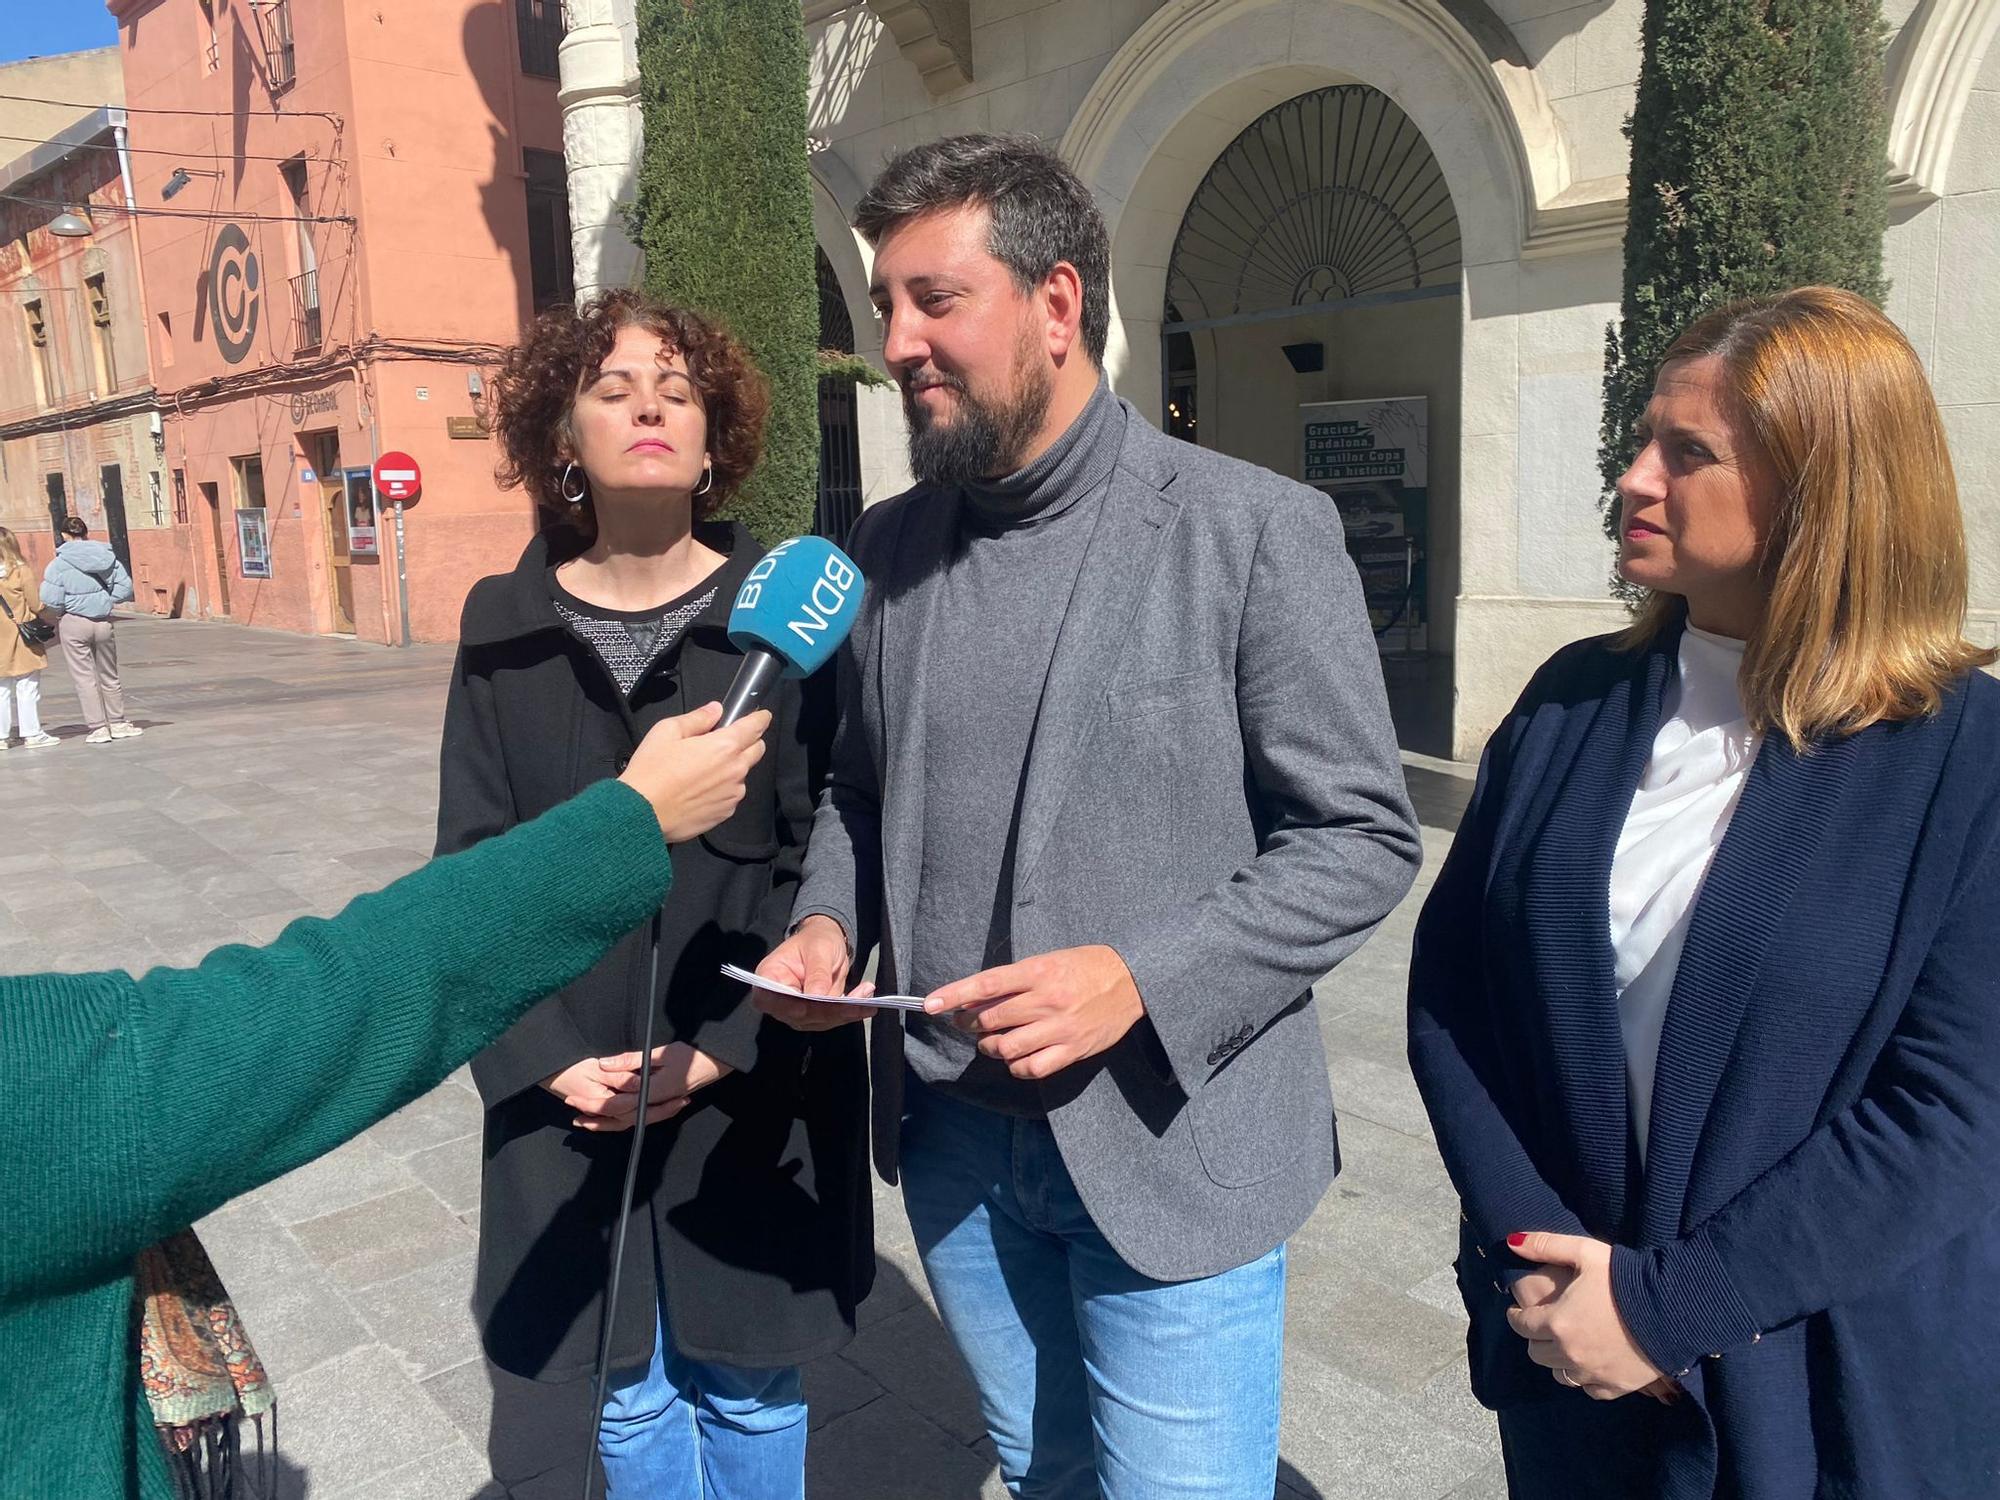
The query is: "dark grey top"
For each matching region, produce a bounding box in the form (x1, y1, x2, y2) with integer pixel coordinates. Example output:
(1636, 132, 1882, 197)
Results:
(550, 571, 717, 698)
(902, 378, 1124, 1115)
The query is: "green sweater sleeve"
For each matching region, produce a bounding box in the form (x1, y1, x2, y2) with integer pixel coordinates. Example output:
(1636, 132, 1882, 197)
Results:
(0, 778, 670, 1301)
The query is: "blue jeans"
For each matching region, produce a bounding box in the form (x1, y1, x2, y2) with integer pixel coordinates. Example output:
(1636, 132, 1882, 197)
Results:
(597, 1252, 807, 1500)
(900, 1077, 1287, 1499)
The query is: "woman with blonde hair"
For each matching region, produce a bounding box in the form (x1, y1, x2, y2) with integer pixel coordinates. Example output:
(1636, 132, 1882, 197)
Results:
(1408, 286, 2000, 1497)
(0, 526, 60, 749)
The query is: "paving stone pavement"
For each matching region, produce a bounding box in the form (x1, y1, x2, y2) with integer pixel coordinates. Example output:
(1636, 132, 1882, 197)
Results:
(2, 615, 1505, 1500)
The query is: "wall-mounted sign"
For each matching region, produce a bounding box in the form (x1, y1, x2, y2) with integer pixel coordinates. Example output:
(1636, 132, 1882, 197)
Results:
(209, 223, 261, 365)
(343, 468, 379, 557)
(1299, 397, 1429, 650)
(237, 507, 272, 578)
(446, 416, 487, 440)
(290, 388, 339, 424)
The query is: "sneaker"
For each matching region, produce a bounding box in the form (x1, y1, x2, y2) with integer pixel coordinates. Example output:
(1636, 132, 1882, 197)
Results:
(109, 722, 144, 739)
(85, 727, 113, 745)
(20, 733, 59, 749)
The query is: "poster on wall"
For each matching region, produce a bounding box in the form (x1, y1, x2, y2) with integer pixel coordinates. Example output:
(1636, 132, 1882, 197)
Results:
(237, 508, 272, 579)
(343, 469, 379, 557)
(1298, 397, 1428, 651)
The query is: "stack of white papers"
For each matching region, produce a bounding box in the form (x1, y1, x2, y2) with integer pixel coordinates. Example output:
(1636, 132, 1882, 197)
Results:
(719, 962, 929, 1012)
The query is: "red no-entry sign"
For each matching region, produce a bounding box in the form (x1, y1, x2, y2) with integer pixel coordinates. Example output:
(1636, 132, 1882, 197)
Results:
(373, 451, 422, 503)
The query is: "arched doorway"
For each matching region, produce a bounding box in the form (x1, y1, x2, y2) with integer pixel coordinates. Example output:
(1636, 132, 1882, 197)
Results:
(815, 243, 864, 543)
(1162, 84, 1463, 750)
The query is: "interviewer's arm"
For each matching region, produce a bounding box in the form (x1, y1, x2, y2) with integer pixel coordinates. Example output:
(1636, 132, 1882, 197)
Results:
(1, 779, 671, 1300)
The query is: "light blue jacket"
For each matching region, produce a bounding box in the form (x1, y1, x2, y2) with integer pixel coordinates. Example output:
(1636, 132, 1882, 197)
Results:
(40, 540, 134, 621)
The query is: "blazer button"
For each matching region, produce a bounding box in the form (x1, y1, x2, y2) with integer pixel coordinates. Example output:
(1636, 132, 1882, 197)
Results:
(1474, 1244, 1486, 1259)
(1492, 1280, 1504, 1294)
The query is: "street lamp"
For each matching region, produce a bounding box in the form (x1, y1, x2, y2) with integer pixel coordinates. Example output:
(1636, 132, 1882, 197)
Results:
(161, 166, 221, 201)
(48, 208, 93, 237)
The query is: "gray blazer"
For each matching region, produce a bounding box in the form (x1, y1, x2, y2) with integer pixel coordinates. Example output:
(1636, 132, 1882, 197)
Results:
(793, 399, 1421, 1280)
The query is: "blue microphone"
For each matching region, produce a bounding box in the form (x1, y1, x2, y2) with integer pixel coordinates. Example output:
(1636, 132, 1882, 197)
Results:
(718, 536, 864, 724)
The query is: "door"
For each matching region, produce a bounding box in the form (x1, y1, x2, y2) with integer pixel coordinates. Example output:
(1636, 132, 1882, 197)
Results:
(306, 432, 353, 632)
(46, 472, 67, 537)
(201, 481, 231, 617)
(100, 464, 132, 573)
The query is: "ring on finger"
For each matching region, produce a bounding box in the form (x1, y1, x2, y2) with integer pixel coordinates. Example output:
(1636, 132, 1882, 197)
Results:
(1554, 1368, 1581, 1389)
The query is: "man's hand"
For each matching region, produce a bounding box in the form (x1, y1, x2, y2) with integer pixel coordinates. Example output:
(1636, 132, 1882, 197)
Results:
(540, 1043, 733, 1132)
(1502, 1232, 1665, 1400)
(752, 915, 875, 1031)
(925, 946, 1145, 1081)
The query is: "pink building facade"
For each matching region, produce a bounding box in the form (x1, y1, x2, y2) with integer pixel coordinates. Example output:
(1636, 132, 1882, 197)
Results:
(0, 52, 171, 596)
(96, 0, 572, 642)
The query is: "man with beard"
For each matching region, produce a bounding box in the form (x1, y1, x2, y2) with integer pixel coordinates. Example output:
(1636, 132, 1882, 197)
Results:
(755, 135, 1419, 1498)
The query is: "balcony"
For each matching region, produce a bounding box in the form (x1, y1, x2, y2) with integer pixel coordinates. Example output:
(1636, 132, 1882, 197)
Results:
(291, 268, 322, 354)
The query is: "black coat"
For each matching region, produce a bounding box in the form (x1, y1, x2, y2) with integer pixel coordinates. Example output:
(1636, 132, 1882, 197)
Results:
(435, 524, 871, 1378)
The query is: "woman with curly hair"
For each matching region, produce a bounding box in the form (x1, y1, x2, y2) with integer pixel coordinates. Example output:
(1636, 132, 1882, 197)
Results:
(438, 289, 871, 1498)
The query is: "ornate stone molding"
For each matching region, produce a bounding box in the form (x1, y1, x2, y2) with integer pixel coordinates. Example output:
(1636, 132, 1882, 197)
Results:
(867, 0, 973, 95)
(1886, 0, 2000, 201)
(1065, 0, 1574, 262)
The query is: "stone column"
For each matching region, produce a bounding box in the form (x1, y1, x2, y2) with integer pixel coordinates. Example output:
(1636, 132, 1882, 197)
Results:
(558, 0, 644, 297)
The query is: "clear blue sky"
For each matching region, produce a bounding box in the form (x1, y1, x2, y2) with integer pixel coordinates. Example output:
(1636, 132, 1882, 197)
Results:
(0, 8, 120, 68)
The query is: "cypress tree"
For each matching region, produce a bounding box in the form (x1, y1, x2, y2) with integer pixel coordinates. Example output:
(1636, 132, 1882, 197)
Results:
(1598, 0, 1890, 526)
(633, 0, 819, 543)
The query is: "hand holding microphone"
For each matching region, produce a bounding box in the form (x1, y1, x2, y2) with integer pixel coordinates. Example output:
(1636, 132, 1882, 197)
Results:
(618, 700, 772, 843)
(705, 534, 882, 1028)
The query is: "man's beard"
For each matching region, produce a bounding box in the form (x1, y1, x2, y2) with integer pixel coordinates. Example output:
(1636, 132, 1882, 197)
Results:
(901, 346, 1053, 488)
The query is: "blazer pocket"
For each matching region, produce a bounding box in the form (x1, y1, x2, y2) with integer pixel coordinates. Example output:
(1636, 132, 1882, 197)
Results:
(1105, 667, 1230, 722)
(1188, 1048, 1312, 1188)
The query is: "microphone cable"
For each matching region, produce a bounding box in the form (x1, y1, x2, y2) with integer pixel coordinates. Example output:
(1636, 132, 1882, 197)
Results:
(581, 909, 664, 1500)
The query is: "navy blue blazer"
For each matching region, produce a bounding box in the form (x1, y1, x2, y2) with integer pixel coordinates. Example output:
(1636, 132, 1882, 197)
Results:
(1409, 622, 2000, 1499)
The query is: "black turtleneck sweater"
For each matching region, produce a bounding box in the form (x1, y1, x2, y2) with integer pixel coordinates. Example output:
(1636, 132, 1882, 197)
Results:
(904, 377, 1125, 1116)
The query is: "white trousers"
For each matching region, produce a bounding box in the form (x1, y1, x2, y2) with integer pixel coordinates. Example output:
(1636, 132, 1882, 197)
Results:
(1, 671, 43, 739)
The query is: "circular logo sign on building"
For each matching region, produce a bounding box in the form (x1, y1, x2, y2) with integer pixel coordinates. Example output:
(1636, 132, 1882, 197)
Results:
(372, 451, 422, 504)
(208, 224, 260, 365)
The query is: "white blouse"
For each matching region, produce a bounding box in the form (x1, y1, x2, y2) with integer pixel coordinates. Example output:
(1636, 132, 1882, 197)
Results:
(1608, 626, 1762, 1165)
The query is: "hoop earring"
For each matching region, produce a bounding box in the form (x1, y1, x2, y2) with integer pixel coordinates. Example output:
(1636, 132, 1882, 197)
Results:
(559, 461, 586, 505)
(693, 463, 714, 498)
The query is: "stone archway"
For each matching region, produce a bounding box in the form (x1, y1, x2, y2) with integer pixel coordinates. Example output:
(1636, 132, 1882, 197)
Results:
(1063, 0, 1576, 755)
(810, 161, 915, 508)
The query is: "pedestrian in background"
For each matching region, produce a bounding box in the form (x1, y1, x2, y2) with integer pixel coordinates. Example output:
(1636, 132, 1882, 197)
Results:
(1409, 286, 2000, 1498)
(41, 516, 141, 745)
(0, 526, 59, 750)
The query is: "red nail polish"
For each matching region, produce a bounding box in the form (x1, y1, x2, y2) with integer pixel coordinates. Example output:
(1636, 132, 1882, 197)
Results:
(1506, 1233, 1527, 1249)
